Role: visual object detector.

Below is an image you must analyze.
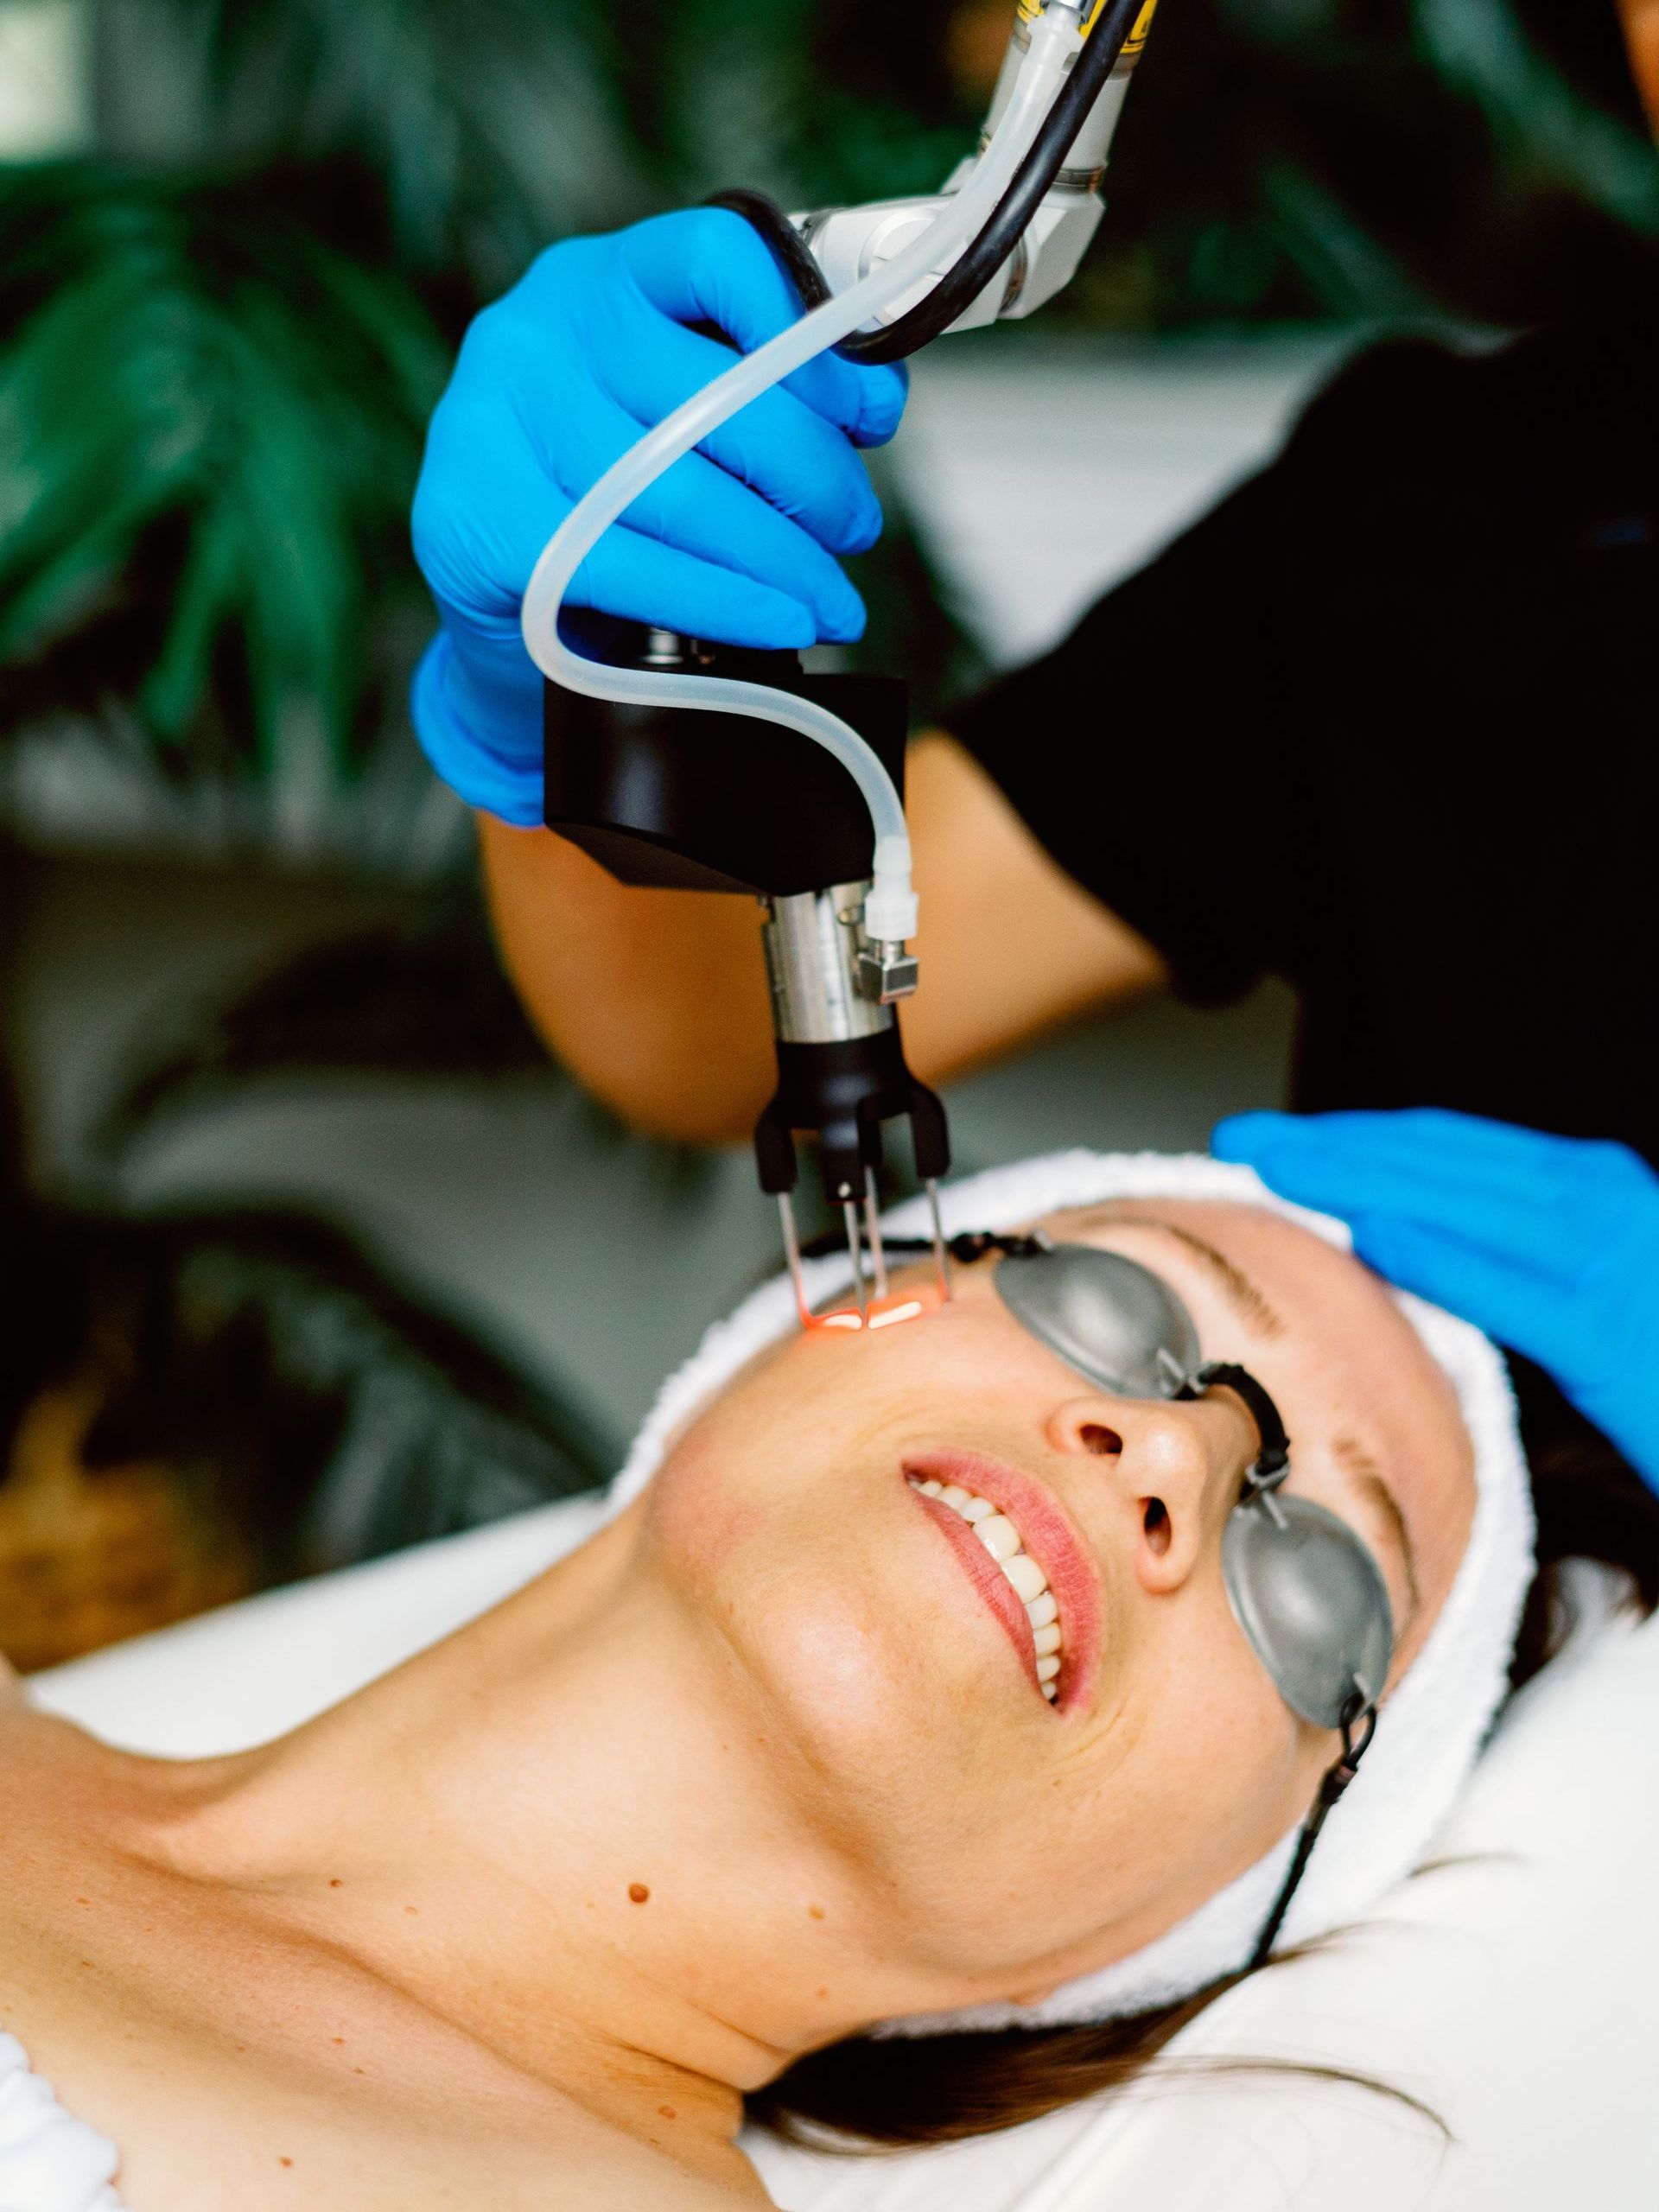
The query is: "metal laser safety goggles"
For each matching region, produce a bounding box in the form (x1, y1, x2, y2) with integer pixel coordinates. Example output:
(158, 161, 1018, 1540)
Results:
(887, 1230, 1396, 1963)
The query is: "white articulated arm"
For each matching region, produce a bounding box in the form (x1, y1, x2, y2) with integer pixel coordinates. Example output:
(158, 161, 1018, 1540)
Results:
(797, 0, 1160, 337)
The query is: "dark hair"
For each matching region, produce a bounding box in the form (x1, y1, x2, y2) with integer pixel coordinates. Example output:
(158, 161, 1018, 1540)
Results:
(750, 1385, 1659, 2151)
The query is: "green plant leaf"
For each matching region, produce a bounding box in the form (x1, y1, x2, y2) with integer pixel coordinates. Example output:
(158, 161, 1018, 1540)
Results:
(0, 163, 449, 781)
(1414, 0, 1659, 235)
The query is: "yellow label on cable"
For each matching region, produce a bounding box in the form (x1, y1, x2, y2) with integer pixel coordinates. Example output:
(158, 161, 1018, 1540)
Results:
(1021, 0, 1159, 50)
(1071, 0, 1160, 50)
(1123, 0, 1160, 56)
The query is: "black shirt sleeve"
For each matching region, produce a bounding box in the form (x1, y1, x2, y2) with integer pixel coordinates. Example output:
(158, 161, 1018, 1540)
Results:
(940, 314, 1659, 1159)
(942, 451, 1311, 1007)
(938, 333, 1542, 1008)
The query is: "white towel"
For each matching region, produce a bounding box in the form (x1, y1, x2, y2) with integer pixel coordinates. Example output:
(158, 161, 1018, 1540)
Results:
(0, 2034, 124, 2212)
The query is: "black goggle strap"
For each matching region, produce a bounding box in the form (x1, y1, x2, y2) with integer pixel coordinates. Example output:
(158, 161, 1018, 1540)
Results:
(1179, 1360, 1378, 1966)
(1247, 1691, 1379, 1970)
(1177, 1360, 1293, 1514)
(875, 1230, 1055, 1267)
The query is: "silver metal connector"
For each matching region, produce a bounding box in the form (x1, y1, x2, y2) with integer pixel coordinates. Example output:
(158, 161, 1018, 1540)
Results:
(856, 939, 919, 1004)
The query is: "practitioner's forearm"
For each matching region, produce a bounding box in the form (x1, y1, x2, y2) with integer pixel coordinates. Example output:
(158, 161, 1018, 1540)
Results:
(476, 734, 1169, 1146)
(897, 733, 1172, 1088)
(477, 811, 779, 1145)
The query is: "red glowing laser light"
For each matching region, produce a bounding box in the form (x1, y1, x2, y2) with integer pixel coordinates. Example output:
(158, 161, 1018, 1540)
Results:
(803, 1287, 941, 1335)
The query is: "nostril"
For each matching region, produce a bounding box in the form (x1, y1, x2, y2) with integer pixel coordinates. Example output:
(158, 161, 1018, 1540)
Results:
(1079, 1423, 1122, 1458)
(1142, 1497, 1171, 1555)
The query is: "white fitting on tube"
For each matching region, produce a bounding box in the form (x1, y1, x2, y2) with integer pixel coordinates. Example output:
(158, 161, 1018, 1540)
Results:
(520, 4, 1081, 946)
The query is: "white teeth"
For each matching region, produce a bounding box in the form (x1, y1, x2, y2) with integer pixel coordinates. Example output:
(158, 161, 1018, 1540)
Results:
(1001, 1553, 1047, 1604)
(907, 1477, 1064, 1701)
(975, 1515, 1020, 1562)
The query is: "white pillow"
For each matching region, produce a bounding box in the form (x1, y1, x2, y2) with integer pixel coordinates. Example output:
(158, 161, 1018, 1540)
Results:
(32, 1505, 1659, 2209)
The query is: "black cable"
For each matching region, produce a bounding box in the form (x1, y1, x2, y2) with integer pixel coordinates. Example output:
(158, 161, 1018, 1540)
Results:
(707, 0, 1144, 369)
(705, 187, 833, 315)
(1248, 1696, 1378, 1968)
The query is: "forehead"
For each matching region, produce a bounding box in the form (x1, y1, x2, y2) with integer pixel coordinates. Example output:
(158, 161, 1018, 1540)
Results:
(1047, 1196, 1393, 1347)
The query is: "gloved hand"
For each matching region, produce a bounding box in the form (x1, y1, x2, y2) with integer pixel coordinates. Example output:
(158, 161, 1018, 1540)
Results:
(410, 208, 909, 825)
(1213, 1108, 1659, 1492)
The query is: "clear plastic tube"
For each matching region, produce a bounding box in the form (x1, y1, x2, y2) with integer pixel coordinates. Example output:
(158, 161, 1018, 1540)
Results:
(519, 3, 1077, 944)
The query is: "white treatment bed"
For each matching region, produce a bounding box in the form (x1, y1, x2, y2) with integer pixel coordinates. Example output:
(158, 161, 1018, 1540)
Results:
(32, 1495, 1659, 2212)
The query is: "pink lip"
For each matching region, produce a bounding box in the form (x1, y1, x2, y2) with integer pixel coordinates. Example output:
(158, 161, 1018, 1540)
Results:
(901, 1447, 1102, 1716)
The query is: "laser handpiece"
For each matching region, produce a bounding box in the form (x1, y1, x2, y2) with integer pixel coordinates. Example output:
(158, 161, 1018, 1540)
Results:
(543, 619, 953, 1320)
(528, 0, 1162, 1319)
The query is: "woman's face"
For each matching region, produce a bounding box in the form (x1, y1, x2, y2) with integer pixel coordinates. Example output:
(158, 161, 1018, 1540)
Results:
(642, 1199, 1476, 2012)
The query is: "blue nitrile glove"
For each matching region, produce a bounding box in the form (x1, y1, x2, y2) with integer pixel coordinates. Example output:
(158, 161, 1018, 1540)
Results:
(1214, 1108, 1659, 1491)
(410, 208, 909, 825)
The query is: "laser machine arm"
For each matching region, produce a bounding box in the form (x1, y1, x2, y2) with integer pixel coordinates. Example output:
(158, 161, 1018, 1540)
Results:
(756, 0, 1159, 358)
(532, 0, 1161, 1319)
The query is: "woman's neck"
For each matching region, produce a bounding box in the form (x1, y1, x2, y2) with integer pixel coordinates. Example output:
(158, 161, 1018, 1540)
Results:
(77, 1505, 899, 2178)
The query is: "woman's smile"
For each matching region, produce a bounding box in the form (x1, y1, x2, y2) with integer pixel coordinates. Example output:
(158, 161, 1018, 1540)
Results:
(902, 1446, 1103, 1715)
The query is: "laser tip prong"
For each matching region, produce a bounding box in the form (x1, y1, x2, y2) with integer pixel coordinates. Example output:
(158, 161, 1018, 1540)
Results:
(842, 1198, 869, 1320)
(779, 1192, 810, 1327)
(925, 1177, 953, 1302)
(862, 1169, 889, 1301)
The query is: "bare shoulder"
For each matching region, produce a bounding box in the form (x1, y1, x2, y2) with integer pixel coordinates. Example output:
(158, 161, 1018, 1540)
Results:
(136, 2082, 777, 2212)
(0, 1950, 774, 2212)
(24, 2014, 778, 2212)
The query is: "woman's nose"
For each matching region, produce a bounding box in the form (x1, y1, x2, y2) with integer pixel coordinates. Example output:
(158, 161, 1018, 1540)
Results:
(1044, 1394, 1215, 1486)
(1044, 1395, 1239, 1592)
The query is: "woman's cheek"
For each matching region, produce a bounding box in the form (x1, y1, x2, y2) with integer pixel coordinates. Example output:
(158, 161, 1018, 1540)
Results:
(645, 1421, 766, 1583)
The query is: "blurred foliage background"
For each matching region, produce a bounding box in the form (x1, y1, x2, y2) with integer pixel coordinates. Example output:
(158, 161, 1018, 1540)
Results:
(3, 0, 1656, 830)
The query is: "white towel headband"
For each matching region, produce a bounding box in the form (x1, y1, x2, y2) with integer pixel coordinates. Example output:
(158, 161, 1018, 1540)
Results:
(608, 1150, 1536, 2029)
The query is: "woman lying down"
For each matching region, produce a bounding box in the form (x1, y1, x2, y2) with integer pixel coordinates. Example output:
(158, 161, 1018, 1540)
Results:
(2, 1152, 1653, 2212)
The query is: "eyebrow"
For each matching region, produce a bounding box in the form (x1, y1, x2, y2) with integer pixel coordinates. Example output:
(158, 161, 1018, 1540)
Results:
(1106, 1214, 1287, 1340)
(1332, 1433, 1421, 1630)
